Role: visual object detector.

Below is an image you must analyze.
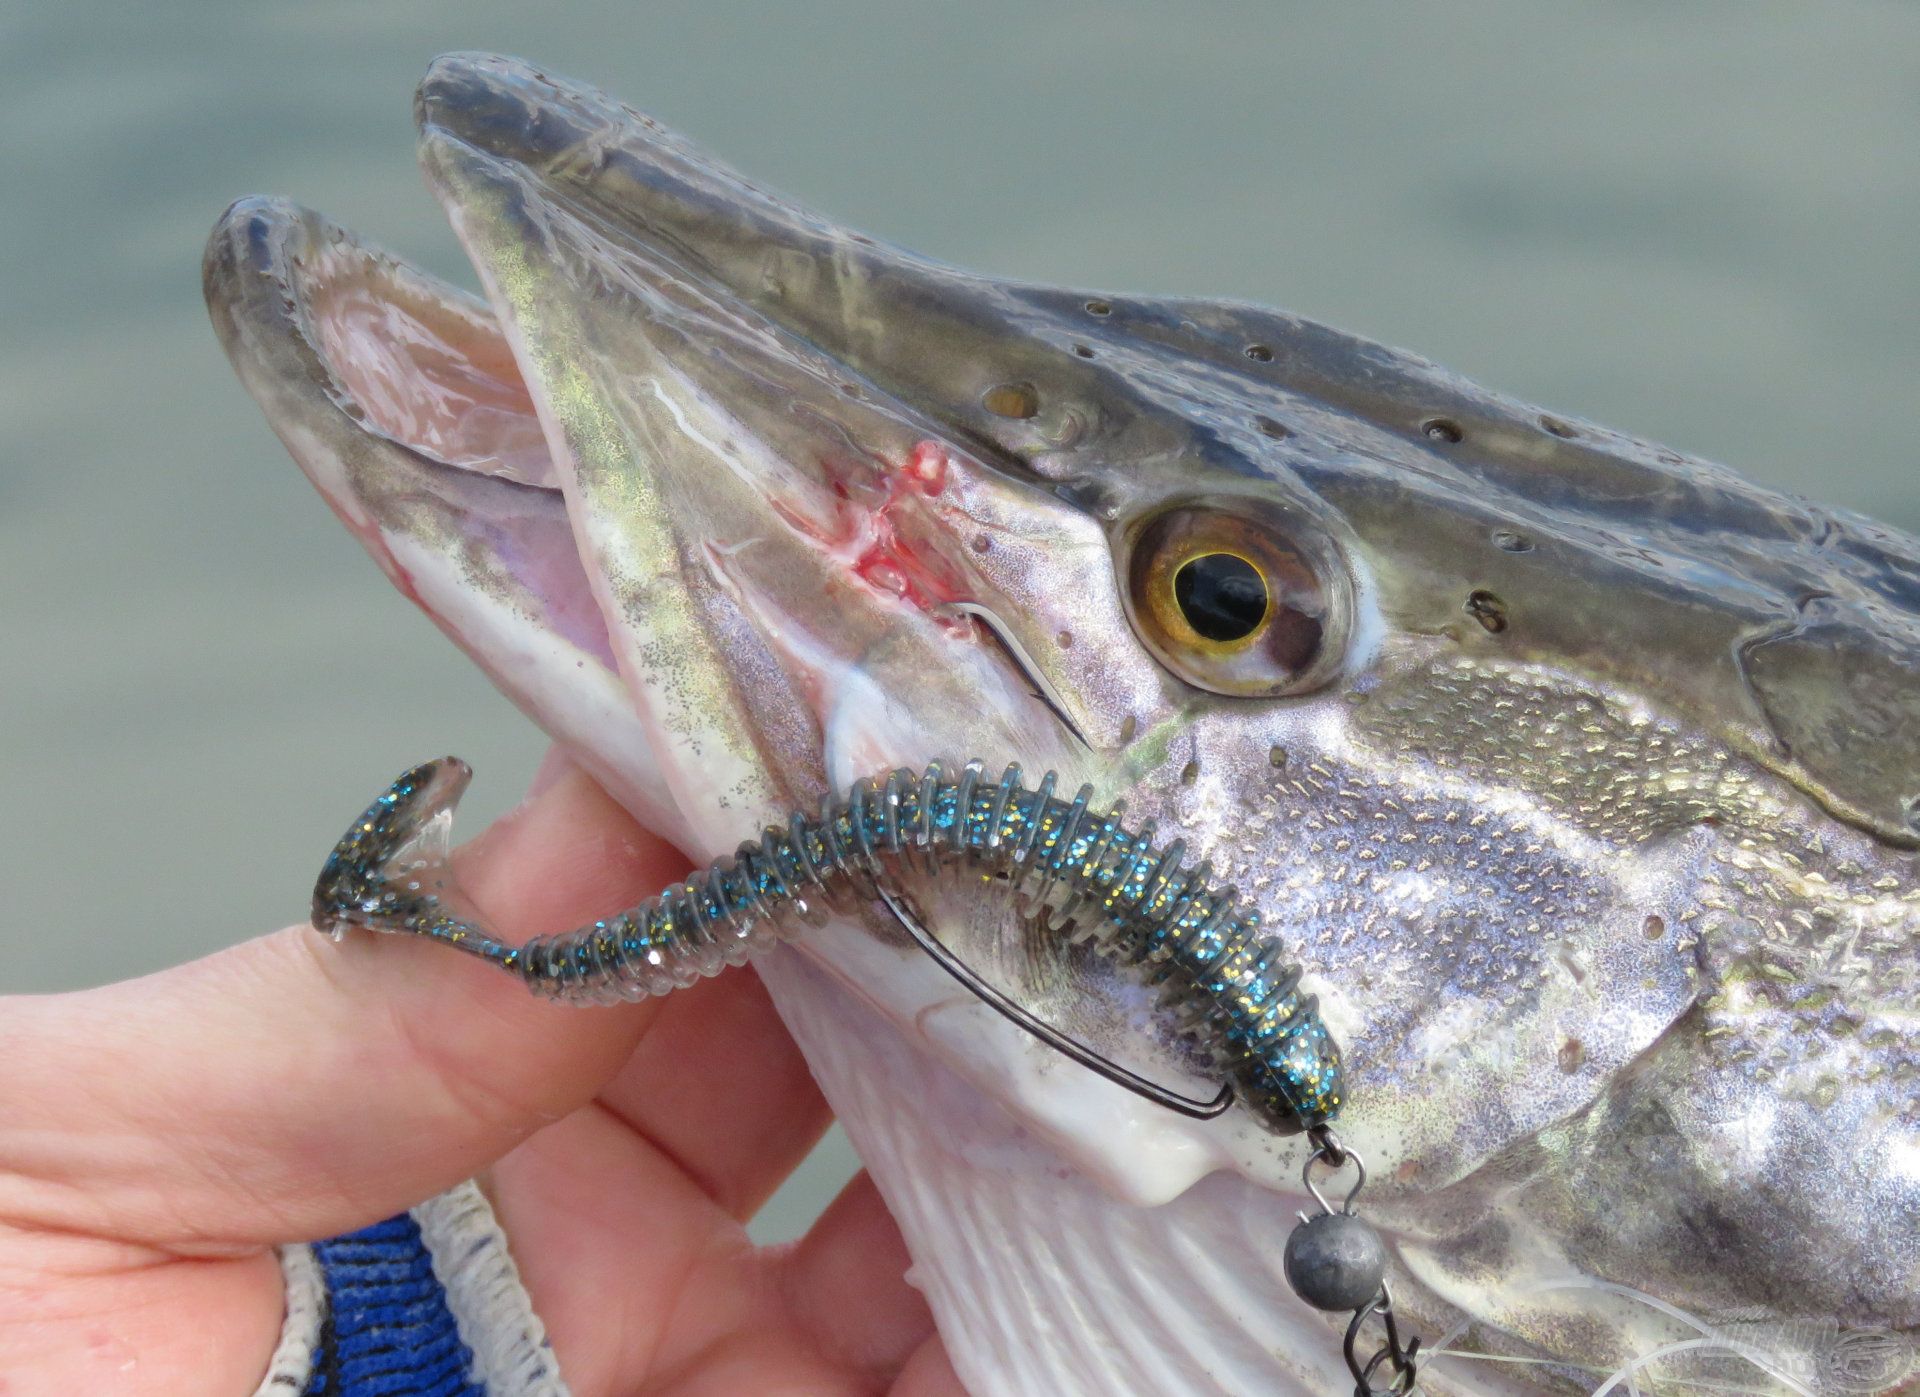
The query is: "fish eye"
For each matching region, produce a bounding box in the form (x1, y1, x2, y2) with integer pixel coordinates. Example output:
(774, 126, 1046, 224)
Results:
(1173, 553, 1267, 641)
(1125, 506, 1340, 697)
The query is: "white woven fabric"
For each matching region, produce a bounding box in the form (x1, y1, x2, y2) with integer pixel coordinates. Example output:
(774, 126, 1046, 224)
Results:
(416, 1180, 571, 1397)
(250, 1182, 568, 1397)
(252, 1242, 325, 1396)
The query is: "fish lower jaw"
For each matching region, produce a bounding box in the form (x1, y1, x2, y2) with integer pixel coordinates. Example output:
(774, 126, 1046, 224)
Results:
(789, 914, 1245, 1210)
(762, 947, 1363, 1397)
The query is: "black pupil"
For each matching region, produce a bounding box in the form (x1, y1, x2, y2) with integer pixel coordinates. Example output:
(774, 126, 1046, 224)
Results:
(1173, 553, 1268, 642)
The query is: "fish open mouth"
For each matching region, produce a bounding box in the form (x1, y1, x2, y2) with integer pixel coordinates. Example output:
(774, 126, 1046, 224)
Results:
(207, 195, 614, 666)
(290, 221, 556, 494)
(204, 53, 1118, 853)
(206, 187, 705, 840)
(202, 52, 1232, 1196)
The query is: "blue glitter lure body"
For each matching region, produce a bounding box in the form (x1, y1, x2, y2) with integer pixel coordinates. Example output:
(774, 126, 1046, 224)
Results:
(316, 757, 1344, 1131)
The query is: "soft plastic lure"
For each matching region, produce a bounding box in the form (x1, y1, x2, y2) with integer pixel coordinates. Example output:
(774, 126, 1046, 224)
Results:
(315, 755, 1344, 1131)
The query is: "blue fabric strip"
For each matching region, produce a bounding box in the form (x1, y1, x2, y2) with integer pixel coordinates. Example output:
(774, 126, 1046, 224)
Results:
(307, 1213, 486, 1396)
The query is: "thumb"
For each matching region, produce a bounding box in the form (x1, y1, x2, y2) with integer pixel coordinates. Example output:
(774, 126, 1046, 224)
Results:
(0, 754, 689, 1251)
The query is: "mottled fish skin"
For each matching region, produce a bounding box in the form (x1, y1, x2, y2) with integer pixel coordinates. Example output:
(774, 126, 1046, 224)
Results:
(206, 53, 1918, 1395)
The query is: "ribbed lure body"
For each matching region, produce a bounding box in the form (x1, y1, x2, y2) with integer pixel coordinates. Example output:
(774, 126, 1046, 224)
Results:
(315, 756, 1343, 1129)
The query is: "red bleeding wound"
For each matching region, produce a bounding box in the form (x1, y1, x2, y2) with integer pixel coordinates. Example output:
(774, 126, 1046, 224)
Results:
(902, 439, 950, 494)
(764, 439, 970, 627)
(848, 440, 964, 617)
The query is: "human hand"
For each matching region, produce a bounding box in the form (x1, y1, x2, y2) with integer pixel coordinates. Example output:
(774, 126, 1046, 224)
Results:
(0, 754, 962, 1396)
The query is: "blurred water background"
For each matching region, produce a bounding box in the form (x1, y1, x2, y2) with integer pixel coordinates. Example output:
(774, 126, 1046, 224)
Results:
(3, 1, 1916, 1241)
